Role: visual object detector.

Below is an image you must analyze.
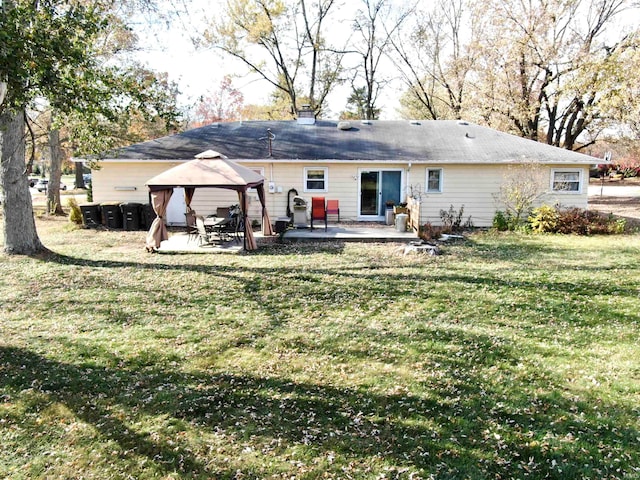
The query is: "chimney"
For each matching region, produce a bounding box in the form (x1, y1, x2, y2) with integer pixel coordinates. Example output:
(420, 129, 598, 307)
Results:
(297, 105, 316, 125)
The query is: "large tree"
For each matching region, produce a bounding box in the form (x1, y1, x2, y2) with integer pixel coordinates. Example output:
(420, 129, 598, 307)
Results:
(0, 0, 107, 254)
(393, 0, 639, 149)
(473, 0, 632, 149)
(348, 0, 408, 120)
(0, 0, 180, 254)
(205, 0, 345, 118)
(390, 0, 478, 121)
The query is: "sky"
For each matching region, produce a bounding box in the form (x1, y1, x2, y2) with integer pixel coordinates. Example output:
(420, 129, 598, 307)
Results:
(132, 0, 640, 123)
(132, 0, 405, 120)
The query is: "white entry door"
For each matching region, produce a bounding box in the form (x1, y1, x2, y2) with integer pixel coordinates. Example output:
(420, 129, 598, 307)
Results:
(165, 188, 187, 226)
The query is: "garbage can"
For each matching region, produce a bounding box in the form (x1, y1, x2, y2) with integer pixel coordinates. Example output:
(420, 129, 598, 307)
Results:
(395, 213, 408, 232)
(101, 202, 123, 229)
(80, 203, 102, 228)
(274, 217, 290, 234)
(141, 203, 155, 229)
(121, 202, 142, 230)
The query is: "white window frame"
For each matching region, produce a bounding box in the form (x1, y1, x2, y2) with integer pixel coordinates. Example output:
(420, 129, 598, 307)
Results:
(426, 168, 443, 193)
(304, 167, 329, 193)
(551, 169, 582, 194)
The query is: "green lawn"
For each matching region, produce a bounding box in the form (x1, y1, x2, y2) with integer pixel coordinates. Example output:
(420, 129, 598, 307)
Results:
(1, 217, 639, 479)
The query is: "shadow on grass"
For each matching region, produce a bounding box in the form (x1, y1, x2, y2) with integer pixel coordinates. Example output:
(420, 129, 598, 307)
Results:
(42, 248, 640, 335)
(1, 344, 638, 479)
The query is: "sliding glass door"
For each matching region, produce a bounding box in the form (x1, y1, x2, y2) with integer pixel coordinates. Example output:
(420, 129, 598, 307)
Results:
(359, 169, 402, 219)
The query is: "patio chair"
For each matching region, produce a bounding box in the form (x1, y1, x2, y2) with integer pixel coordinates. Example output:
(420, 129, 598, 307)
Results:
(195, 215, 215, 246)
(326, 199, 340, 223)
(185, 210, 198, 242)
(310, 197, 327, 231)
(211, 204, 243, 243)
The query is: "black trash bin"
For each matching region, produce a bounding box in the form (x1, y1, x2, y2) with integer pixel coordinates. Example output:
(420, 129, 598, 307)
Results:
(101, 202, 123, 229)
(141, 203, 156, 229)
(80, 203, 102, 228)
(121, 202, 142, 230)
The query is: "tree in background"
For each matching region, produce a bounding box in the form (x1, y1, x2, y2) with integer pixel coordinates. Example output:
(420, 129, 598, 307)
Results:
(341, 86, 379, 120)
(205, 0, 345, 118)
(347, 0, 407, 120)
(473, 0, 632, 150)
(390, 0, 477, 121)
(190, 76, 245, 127)
(390, 0, 638, 151)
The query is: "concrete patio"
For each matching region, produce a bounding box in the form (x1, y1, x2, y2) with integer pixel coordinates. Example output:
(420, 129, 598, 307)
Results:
(156, 223, 419, 253)
(281, 223, 418, 242)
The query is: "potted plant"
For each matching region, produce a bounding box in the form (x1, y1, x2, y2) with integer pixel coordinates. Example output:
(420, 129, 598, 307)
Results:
(394, 202, 408, 214)
(385, 200, 395, 209)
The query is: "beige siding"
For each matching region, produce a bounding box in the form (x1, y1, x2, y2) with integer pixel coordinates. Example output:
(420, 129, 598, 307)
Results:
(411, 164, 589, 228)
(92, 162, 165, 204)
(95, 160, 589, 229)
(94, 162, 264, 225)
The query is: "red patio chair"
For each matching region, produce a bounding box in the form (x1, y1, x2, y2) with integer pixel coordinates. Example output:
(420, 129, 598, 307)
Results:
(310, 197, 327, 231)
(326, 199, 340, 223)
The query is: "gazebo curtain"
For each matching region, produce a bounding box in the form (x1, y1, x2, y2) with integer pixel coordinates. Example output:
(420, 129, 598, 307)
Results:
(237, 191, 256, 250)
(146, 185, 275, 251)
(145, 189, 173, 251)
(257, 184, 274, 236)
(184, 187, 195, 211)
(184, 187, 196, 228)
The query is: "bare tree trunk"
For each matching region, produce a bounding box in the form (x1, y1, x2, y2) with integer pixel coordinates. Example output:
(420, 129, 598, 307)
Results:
(74, 161, 85, 189)
(1, 110, 45, 255)
(47, 128, 64, 215)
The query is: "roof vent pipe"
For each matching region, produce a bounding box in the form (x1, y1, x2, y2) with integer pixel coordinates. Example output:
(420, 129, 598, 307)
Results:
(259, 128, 276, 157)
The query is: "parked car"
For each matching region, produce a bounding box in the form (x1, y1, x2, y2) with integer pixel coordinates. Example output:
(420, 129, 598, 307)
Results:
(35, 179, 66, 192)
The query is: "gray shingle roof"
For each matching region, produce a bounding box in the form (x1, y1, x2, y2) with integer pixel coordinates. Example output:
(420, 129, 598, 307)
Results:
(104, 120, 598, 164)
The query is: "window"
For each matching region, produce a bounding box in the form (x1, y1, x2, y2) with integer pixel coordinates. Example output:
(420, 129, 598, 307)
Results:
(552, 170, 581, 193)
(426, 168, 443, 193)
(304, 167, 328, 192)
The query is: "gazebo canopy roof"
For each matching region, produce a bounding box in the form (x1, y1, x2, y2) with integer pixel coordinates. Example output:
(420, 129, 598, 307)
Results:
(145, 150, 265, 192)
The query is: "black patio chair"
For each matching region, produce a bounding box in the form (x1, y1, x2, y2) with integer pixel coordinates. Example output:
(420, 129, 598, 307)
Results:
(211, 204, 244, 243)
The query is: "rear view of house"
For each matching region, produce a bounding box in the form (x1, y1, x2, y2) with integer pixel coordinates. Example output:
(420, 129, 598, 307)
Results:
(85, 119, 598, 228)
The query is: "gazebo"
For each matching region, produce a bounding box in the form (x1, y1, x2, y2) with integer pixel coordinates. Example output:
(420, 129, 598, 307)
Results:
(144, 150, 274, 251)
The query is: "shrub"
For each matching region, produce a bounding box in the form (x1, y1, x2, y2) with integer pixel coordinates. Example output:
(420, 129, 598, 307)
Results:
(67, 197, 83, 225)
(419, 222, 442, 241)
(492, 210, 509, 231)
(493, 210, 521, 231)
(555, 208, 624, 235)
(529, 205, 559, 233)
(612, 217, 627, 234)
(440, 205, 472, 233)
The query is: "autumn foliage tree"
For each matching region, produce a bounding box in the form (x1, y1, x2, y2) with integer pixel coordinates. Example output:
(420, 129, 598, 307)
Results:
(191, 76, 244, 127)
